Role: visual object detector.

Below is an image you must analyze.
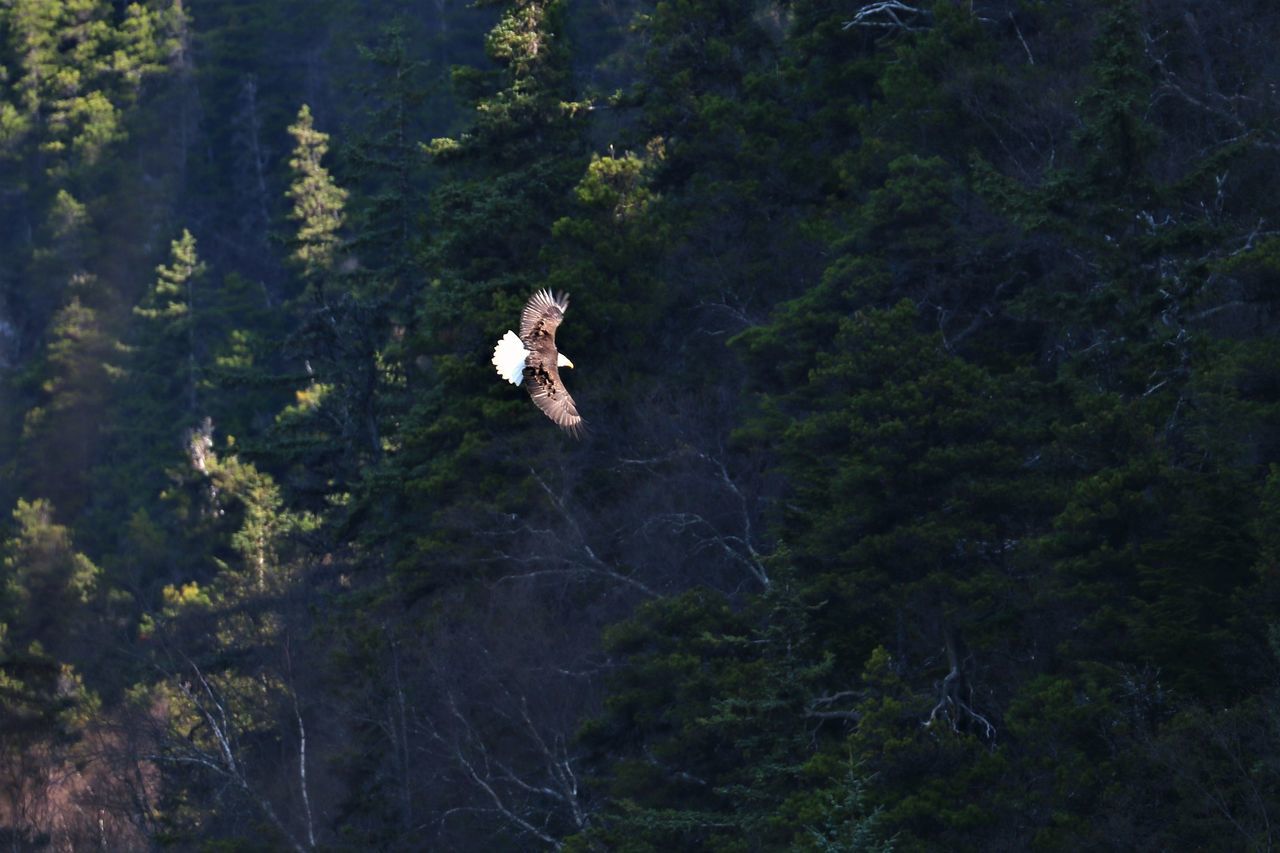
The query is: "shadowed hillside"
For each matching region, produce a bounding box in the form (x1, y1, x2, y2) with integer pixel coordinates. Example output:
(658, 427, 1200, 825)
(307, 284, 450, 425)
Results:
(1, 1, 1279, 849)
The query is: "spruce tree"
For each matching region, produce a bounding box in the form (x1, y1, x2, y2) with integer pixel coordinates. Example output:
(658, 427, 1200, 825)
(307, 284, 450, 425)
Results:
(385, 0, 587, 585)
(134, 229, 205, 416)
(286, 104, 348, 299)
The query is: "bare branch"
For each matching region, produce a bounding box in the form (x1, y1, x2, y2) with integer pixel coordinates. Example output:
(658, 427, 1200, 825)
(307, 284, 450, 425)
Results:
(442, 693, 562, 849)
(1009, 11, 1034, 65)
(284, 638, 317, 849)
(804, 690, 864, 723)
(162, 658, 309, 853)
(528, 468, 660, 597)
(923, 634, 996, 741)
(843, 1, 930, 32)
(613, 446, 769, 588)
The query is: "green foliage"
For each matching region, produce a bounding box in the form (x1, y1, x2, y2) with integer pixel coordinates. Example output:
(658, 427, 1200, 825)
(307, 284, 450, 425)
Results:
(342, 22, 431, 312)
(0, 496, 100, 783)
(2, 499, 100, 648)
(16, 293, 118, 517)
(426, 0, 576, 162)
(135, 229, 204, 408)
(379, 0, 589, 596)
(287, 104, 348, 289)
(2, 0, 1280, 848)
(1, 0, 175, 175)
(579, 583, 889, 851)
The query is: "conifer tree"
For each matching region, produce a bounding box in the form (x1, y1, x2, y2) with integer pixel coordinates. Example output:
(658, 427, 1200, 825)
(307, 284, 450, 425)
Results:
(580, 583, 889, 851)
(2, 498, 100, 661)
(335, 22, 433, 463)
(16, 291, 116, 517)
(385, 0, 586, 582)
(81, 228, 209, 555)
(343, 22, 430, 311)
(134, 229, 205, 415)
(275, 102, 395, 504)
(324, 2, 593, 841)
(286, 104, 348, 298)
(0, 499, 100, 844)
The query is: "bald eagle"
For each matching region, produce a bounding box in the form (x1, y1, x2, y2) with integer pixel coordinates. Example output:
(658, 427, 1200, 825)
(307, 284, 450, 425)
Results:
(492, 290, 584, 435)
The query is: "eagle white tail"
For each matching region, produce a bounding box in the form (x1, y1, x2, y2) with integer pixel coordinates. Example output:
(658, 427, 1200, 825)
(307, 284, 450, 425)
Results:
(492, 330, 528, 385)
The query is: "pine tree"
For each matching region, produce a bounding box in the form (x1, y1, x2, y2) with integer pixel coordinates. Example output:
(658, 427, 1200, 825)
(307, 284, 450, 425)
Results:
(0, 502, 99, 846)
(80, 229, 208, 558)
(383, 0, 587, 586)
(134, 229, 205, 416)
(2, 498, 100, 662)
(274, 102, 391, 505)
(342, 22, 430, 312)
(579, 582, 889, 851)
(16, 291, 117, 518)
(286, 104, 348, 298)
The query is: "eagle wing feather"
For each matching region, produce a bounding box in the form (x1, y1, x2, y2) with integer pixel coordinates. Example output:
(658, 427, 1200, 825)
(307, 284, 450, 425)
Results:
(517, 290, 582, 435)
(525, 358, 584, 436)
(519, 289, 568, 347)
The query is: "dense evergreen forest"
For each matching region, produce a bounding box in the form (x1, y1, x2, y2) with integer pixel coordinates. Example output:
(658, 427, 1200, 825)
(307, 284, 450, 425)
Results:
(2, 0, 1280, 848)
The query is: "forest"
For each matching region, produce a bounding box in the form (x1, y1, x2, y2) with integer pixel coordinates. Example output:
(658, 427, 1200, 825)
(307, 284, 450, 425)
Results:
(1, 0, 1279, 849)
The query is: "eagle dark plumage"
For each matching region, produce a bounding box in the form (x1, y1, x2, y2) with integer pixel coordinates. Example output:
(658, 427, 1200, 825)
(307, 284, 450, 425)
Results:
(492, 290, 584, 435)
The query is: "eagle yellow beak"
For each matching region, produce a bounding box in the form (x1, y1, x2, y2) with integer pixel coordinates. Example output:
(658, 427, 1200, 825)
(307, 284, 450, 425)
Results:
(558, 354, 575, 369)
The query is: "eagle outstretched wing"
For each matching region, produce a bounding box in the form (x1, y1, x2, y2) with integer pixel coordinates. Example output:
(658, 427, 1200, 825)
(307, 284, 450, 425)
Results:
(515, 290, 584, 436)
(519, 289, 568, 346)
(525, 366, 583, 436)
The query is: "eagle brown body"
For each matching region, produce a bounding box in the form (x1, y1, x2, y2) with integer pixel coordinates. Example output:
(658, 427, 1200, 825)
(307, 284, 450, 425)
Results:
(492, 290, 584, 435)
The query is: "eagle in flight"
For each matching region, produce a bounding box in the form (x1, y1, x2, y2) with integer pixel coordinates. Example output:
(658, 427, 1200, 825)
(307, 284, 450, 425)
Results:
(492, 290, 584, 435)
